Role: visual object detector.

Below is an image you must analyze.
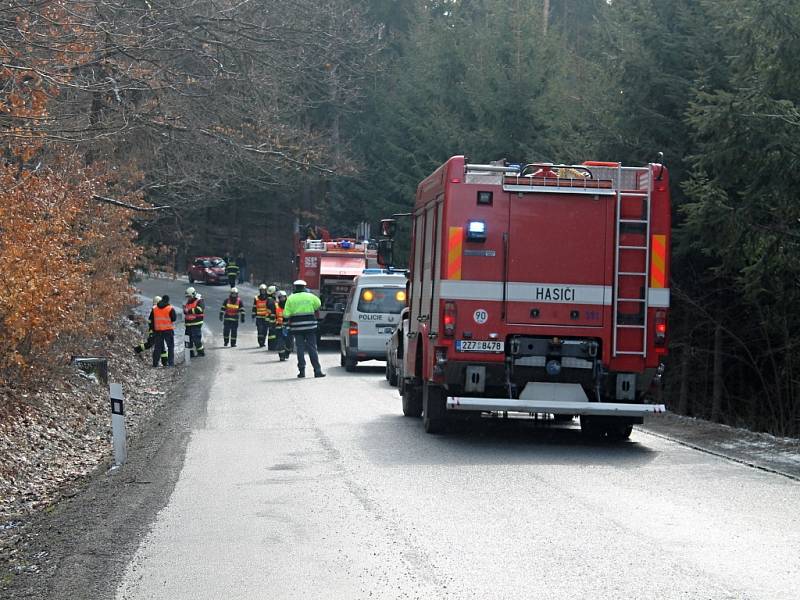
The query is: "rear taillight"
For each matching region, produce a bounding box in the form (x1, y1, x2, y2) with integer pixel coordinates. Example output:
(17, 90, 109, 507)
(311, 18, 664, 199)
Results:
(443, 301, 457, 337)
(654, 311, 666, 346)
(348, 321, 358, 337)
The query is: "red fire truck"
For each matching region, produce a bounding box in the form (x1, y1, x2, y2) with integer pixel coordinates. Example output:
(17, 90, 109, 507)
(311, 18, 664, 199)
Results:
(295, 224, 377, 337)
(382, 156, 669, 438)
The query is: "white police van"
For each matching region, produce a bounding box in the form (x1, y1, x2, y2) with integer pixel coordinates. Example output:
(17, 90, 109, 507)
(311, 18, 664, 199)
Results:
(340, 269, 408, 372)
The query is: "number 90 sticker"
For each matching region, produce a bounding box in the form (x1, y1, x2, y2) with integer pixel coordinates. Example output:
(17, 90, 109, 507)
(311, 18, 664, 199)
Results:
(473, 309, 488, 324)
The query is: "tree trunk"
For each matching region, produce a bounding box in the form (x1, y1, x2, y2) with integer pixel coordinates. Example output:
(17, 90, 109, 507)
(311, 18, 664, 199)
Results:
(711, 323, 724, 423)
(542, 0, 550, 36)
(677, 344, 691, 415)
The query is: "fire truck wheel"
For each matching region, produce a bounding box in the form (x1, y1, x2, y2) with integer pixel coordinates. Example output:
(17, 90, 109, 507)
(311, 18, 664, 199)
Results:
(580, 416, 604, 439)
(401, 384, 422, 418)
(580, 417, 632, 441)
(387, 364, 398, 387)
(422, 383, 447, 434)
(606, 423, 633, 441)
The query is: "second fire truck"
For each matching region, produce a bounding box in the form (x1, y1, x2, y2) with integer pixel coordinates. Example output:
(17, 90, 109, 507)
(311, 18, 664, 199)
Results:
(294, 223, 378, 338)
(380, 156, 670, 438)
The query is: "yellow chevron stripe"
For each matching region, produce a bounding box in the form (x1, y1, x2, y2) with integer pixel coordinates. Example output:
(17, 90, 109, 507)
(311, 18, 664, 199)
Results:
(447, 227, 463, 280)
(651, 234, 666, 288)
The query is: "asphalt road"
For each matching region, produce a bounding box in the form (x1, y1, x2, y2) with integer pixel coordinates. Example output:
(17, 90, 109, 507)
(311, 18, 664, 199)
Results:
(121, 277, 800, 600)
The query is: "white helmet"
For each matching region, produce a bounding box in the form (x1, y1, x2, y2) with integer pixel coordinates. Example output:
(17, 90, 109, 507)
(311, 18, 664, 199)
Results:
(185, 286, 196, 297)
(267, 285, 277, 294)
(153, 295, 162, 304)
(230, 287, 239, 295)
(258, 284, 267, 291)
(293, 279, 307, 287)
(277, 290, 287, 298)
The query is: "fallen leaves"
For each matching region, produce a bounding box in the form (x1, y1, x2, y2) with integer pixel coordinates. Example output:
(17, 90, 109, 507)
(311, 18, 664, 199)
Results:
(0, 322, 179, 521)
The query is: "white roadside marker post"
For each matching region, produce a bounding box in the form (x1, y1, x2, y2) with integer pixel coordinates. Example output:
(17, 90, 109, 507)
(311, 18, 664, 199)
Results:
(110, 383, 127, 467)
(183, 323, 191, 364)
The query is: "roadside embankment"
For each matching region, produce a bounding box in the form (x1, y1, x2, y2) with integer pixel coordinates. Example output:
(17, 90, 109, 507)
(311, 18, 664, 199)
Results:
(0, 315, 183, 576)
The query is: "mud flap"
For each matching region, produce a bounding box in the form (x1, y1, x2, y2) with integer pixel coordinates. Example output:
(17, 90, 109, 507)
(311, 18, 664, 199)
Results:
(423, 383, 447, 434)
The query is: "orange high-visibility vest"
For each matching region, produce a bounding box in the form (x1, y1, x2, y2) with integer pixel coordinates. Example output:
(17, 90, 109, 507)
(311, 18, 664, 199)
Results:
(275, 305, 284, 326)
(184, 299, 203, 324)
(223, 300, 241, 318)
(254, 297, 269, 318)
(153, 305, 174, 331)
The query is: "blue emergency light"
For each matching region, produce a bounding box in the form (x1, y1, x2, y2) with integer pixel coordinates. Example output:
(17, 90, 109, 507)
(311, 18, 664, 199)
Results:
(466, 220, 487, 242)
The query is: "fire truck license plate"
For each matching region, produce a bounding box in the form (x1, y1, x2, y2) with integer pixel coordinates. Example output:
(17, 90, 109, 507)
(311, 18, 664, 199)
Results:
(455, 340, 504, 353)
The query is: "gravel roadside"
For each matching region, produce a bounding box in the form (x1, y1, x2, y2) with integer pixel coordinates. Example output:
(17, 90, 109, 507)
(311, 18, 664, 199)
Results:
(640, 413, 800, 480)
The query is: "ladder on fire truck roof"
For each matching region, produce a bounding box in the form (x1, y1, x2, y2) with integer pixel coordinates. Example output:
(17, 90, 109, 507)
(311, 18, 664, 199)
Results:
(612, 165, 652, 358)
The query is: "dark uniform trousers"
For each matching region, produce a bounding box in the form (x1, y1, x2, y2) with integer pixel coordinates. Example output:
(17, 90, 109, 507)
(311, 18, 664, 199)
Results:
(223, 319, 240, 346)
(153, 331, 175, 366)
(275, 325, 292, 359)
(186, 326, 204, 356)
(137, 333, 168, 365)
(255, 317, 269, 347)
(293, 329, 321, 374)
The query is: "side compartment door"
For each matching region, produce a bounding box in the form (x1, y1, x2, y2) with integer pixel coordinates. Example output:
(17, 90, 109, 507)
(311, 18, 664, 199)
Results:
(406, 212, 427, 378)
(430, 202, 444, 334)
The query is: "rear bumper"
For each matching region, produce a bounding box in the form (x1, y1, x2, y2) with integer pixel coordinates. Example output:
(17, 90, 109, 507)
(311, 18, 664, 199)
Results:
(318, 312, 343, 336)
(347, 348, 386, 362)
(447, 397, 665, 417)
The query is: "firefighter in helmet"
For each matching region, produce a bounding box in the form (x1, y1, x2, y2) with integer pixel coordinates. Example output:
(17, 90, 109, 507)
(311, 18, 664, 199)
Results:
(265, 285, 279, 350)
(251, 284, 274, 347)
(274, 290, 292, 361)
(183, 286, 205, 357)
(219, 287, 245, 347)
(134, 296, 168, 366)
(225, 256, 240, 288)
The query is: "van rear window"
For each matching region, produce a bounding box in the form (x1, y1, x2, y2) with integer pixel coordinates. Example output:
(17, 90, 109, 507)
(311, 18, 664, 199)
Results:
(358, 287, 406, 314)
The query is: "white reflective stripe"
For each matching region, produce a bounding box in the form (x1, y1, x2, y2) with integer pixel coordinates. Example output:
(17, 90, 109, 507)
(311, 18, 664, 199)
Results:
(503, 185, 617, 196)
(506, 283, 609, 305)
(438, 280, 671, 308)
(439, 280, 503, 301)
(439, 280, 611, 305)
(648, 288, 670, 308)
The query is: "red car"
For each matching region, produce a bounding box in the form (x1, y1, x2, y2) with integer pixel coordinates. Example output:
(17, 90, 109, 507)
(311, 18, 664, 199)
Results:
(187, 256, 227, 285)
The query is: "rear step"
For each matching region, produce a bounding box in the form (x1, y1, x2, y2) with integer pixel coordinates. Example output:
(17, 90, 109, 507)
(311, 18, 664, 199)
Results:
(448, 397, 665, 417)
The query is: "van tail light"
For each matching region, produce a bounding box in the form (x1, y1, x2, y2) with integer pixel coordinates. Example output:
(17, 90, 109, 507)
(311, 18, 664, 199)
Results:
(348, 321, 359, 339)
(654, 310, 666, 346)
(443, 301, 457, 337)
